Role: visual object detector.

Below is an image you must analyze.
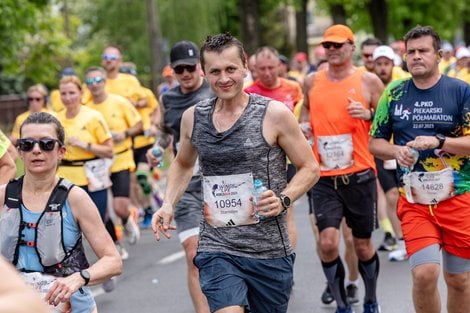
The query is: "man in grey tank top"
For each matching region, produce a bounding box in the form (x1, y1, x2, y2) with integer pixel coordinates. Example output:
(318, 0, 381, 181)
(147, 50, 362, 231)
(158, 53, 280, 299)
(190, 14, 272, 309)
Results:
(151, 33, 319, 313)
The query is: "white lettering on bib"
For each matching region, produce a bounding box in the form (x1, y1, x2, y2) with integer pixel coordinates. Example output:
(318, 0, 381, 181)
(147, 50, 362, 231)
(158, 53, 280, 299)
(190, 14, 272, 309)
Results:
(84, 158, 113, 192)
(383, 159, 397, 170)
(317, 134, 354, 171)
(20, 272, 71, 313)
(203, 173, 258, 228)
(403, 167, 455, 204)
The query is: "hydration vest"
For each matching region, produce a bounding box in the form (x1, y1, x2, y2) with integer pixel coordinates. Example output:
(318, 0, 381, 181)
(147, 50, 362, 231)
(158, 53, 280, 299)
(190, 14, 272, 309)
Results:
(0, 177, 89, 277)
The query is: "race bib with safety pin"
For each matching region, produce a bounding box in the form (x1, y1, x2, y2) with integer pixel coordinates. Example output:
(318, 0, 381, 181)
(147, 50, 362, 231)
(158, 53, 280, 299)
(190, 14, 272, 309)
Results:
(317, 134, 354, 171)
(84, 158, 113, 192)
(20, 272, 71, 313)
(203, 173, 259, 228)
(403, 167, 455, 204)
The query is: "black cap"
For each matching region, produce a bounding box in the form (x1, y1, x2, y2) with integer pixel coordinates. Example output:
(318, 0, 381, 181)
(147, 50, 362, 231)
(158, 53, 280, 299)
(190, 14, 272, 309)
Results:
(170, 41, 199, 68)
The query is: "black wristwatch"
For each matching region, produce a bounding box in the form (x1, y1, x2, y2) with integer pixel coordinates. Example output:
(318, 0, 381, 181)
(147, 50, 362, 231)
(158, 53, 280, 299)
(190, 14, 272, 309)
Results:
(279, 194, 291, 210)
(435, 134, 446, 149)
(80, 270, 91, 286)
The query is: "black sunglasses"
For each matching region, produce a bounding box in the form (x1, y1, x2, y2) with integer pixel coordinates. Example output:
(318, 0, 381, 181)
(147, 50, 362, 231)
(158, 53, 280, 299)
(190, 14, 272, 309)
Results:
(17, 138, 62, 152)
(173, 64, 197, 74)
(322, 42, 347, 49)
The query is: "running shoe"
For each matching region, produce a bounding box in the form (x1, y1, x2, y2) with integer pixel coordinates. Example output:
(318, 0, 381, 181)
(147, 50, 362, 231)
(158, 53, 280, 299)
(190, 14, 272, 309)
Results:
(102, 277, 116, 293)
(388, 240, 408, 262)
(124, 216, 140, 245)
(140, 213, 153, 229)
(335, 306, 355, 313)
(378, 232, 396, 251)
(321, 284, 334, 304)
(346, 284, 359, 305)
(115, 242, 129, 261)
(363, 302, 381, 313)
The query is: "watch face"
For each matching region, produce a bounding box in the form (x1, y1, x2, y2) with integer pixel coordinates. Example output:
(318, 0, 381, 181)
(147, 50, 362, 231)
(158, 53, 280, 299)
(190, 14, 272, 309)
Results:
(281, 195, 291, 207)
(81, 270, 90, 280)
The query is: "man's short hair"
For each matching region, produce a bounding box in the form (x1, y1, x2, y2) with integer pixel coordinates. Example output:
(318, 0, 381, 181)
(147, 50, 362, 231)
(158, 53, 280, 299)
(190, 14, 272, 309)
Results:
(361, 38, 382, 50)
(104, 44, 123, 54)
(200, 32, 246, 71)
(404, 26, 441, 52)
(85, 66, 107, 77)
(255, 46, 280, 61)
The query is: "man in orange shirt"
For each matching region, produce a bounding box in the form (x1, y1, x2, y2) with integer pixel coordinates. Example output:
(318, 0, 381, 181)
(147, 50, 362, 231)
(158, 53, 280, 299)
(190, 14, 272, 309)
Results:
(300, 24, 384, 313)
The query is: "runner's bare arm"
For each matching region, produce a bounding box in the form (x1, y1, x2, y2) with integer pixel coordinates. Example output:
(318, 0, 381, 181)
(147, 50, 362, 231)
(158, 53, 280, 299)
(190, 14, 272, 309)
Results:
(364, 71, 385, 111)
(407, 134, 470, 156)
(267, 101, 320, 202)
(152, 106, 198, 240)
(0, 258, 50, 313)
(0, 151, 16, 185)
(299, 73, 315, 124)
(45, 186, 122, 306)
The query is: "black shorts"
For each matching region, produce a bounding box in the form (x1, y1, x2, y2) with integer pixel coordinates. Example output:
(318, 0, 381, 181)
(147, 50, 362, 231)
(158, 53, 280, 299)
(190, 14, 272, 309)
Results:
(286, 164, 296, 183)
(110, 170, 131, 198)
(375, 157, 398, 193)
(133, 144, 153, 165)
(311, 169, 377, 238)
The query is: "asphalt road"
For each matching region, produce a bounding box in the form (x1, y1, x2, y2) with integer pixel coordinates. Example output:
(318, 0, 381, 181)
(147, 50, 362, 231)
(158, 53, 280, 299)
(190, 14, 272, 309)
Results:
(91, 195, 448, 313)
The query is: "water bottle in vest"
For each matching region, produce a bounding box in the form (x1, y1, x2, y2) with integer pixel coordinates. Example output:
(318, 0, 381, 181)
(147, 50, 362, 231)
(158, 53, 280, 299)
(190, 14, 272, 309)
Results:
(401, 147, 419, 173)
(152, 146, 164, 168)
(253, 179, 267, 220)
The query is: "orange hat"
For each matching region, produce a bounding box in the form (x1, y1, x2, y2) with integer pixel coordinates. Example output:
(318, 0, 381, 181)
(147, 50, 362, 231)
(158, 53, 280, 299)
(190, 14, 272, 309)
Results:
(321, 24, 354, 44)
(162, 65, 173, 77)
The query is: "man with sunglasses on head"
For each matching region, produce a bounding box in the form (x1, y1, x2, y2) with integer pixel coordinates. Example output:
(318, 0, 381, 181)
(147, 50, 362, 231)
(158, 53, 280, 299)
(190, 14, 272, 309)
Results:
(300, 24, 384, 313)
(147, 40, 213, 313)
(84, 66, 143, 253)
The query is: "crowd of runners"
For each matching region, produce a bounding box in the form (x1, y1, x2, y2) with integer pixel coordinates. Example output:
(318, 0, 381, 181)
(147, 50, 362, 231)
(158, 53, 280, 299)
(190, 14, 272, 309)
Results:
(0, 23, 469, 313)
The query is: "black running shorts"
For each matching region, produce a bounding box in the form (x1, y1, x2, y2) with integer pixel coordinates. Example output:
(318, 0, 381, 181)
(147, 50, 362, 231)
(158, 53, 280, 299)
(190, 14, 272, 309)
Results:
(110, 169, 131, 198)
(311, 169, 378, 238)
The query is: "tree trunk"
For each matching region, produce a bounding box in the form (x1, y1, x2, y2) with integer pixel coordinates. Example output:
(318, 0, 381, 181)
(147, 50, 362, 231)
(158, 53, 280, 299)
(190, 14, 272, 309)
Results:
(146, 0, 164, 93)
(367, 0, 388, 44)
(464, 8, 470, 45)
(329, 4, 347, 25)
(62, 0, 71, 39)
(295, 0, 308, 53)
(239, 0, 261, 55)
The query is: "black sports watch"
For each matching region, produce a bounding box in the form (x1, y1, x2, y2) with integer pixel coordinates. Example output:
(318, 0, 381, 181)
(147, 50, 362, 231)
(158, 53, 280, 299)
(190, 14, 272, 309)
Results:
(435, 134, 446, 149)
(80, 270, 91, 286)
(279, 194, 291, 210)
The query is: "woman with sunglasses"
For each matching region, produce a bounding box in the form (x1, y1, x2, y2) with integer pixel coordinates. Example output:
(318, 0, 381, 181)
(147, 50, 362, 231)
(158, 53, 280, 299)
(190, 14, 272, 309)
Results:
(11, 84, 51, 146)
(56, 75, 114, 223)
(0, 112, 122, 313)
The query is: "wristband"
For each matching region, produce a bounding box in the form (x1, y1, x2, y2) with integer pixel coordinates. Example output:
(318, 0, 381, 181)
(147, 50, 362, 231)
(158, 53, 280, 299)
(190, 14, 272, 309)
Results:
(87, 142, 92, 150)
(369, 109, 375, 121)
(124, 130, 130, 138)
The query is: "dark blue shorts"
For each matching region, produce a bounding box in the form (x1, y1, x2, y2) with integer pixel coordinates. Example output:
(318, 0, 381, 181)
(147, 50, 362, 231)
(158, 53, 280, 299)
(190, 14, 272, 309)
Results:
(194, 252, 295, 313)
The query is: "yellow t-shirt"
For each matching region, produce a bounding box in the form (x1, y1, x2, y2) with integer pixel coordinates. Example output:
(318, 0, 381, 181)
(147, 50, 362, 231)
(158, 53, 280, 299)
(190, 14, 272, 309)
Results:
(447, 67, 470, 84)
(49, 89, 65, 113)
(439, 57, 456, 74)
(56, 106, 112, 186)
(133, 87, 159, 149)
(11, 108, 51, 140)
(105, 73, 146, 104)
(85, 94, 141, 173)
(0, 130, 10, 158)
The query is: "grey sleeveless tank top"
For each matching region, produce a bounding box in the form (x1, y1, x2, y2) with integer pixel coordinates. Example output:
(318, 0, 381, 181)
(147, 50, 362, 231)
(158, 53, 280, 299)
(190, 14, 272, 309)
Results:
(191, 93, 292, 258)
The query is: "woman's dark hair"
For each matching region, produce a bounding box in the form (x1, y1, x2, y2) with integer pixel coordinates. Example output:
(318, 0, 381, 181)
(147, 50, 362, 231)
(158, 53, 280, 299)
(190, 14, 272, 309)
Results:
(20, 112, 65, 145)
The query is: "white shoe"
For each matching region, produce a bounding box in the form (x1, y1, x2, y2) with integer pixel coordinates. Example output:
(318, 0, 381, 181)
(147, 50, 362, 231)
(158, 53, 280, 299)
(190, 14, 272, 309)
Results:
(124, 217, 140, 245)
(388, 240, 408, 262)
(115, 242, 129, 260)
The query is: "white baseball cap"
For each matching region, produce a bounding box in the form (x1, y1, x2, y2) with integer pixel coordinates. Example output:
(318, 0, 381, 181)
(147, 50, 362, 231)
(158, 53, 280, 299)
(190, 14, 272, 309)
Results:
(456, 47, 470, 60)
(373, 45, 395, 61)
(441, 42, 453, 53)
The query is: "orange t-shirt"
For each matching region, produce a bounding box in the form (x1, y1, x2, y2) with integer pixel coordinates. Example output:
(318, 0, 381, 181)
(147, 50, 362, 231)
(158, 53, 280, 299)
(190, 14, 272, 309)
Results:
(244, 78, 303, 112)
(309, 69, 375, 177)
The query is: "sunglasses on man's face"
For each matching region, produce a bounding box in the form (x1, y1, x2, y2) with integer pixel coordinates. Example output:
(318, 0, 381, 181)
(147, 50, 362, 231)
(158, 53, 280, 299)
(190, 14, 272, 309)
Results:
(17, 138, 61, 152)
(85, 77, 105, 85)
(28, 97, 43, 102)
(102, 54, 119, 60)
(362, 53, 373, 58)
(173, 65, 197, 74)
(322, 42, 347, 49)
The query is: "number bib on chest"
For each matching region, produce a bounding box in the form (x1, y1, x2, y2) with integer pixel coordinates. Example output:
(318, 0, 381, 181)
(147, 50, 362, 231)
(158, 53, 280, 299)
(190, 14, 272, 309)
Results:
(203, 173, 258, 228)
(317, 134, 354, 171)
(84, 158, 113, 192)
(403, 167, 455, 205)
